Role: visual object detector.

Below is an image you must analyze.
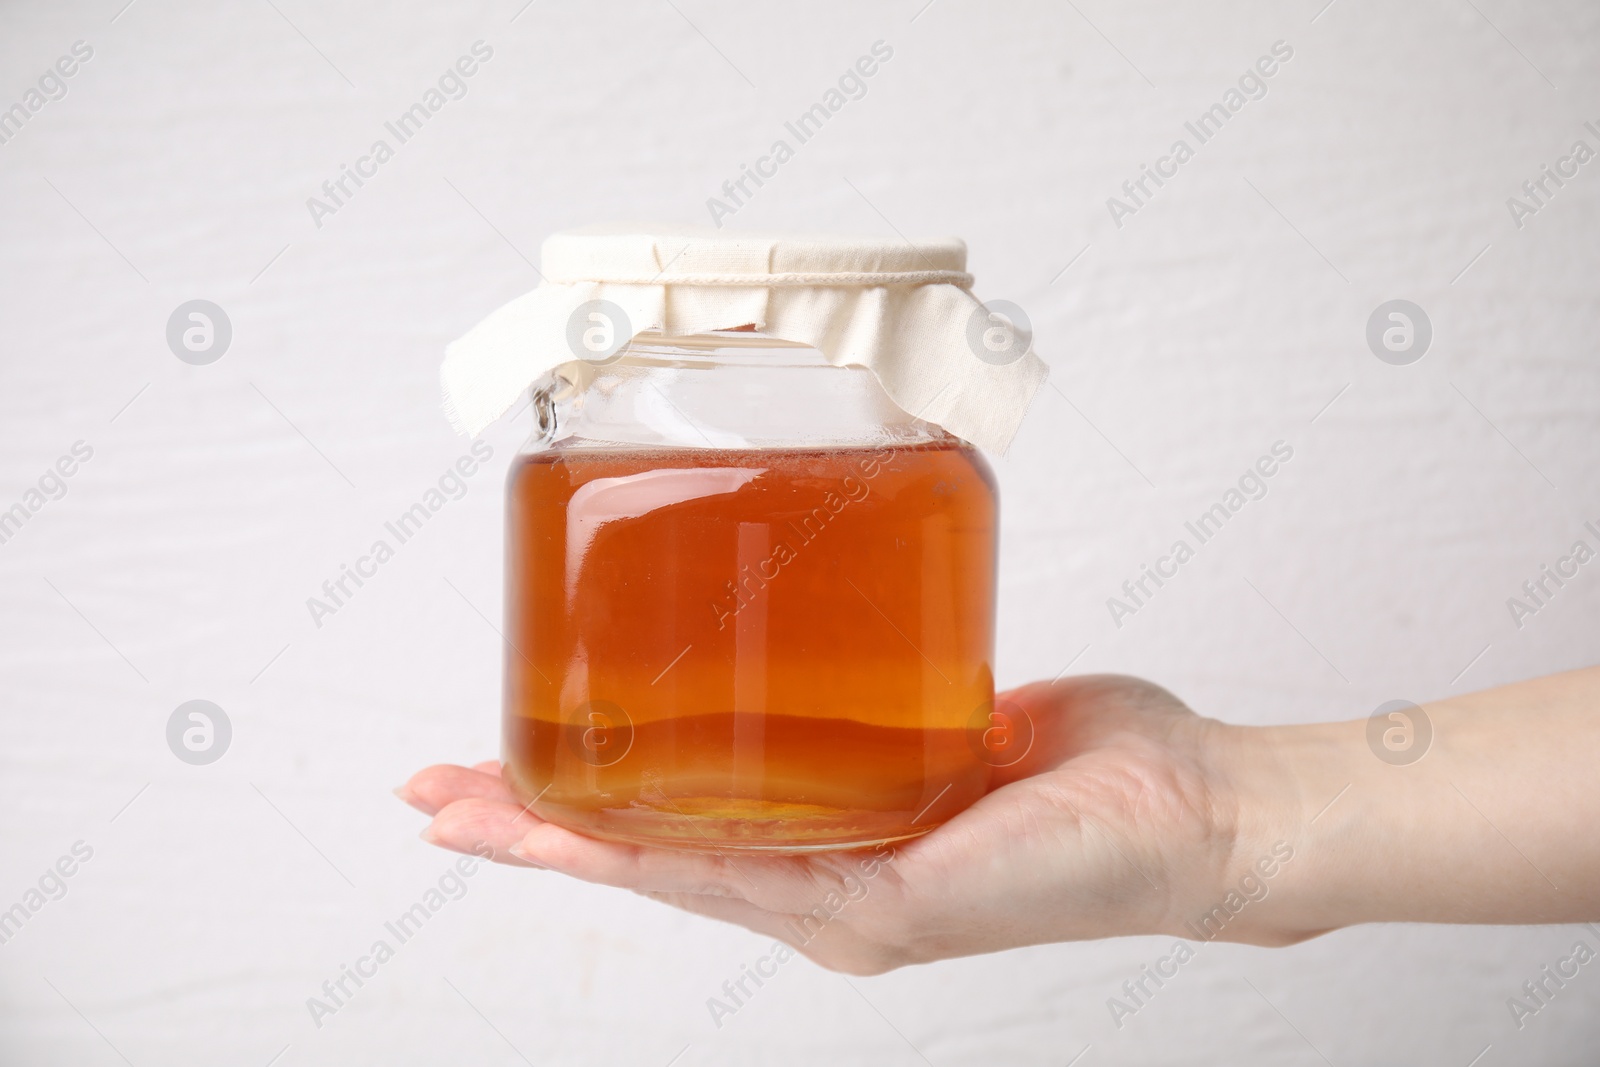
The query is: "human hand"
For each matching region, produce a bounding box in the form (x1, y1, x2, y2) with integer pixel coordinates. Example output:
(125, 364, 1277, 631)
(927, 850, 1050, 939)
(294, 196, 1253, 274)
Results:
(398, 675, 1277, 974)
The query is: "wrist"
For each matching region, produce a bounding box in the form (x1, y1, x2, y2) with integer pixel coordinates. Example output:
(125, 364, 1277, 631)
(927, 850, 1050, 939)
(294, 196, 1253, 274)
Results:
(1159, 669, 1600, 948)
(1177, 719, 1354, 947)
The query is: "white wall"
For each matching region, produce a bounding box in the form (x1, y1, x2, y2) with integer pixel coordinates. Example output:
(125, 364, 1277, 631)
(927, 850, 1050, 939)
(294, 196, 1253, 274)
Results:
(1, 0, 1597, 1063)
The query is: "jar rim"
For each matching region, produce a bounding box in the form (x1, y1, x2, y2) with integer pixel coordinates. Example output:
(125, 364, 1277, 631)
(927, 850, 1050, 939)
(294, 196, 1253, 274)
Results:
(627, 329, 813, 351)
(611, 330, 842, 370)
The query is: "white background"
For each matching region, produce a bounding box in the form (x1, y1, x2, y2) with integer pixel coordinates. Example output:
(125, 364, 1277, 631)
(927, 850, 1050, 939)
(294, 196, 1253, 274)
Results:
(2, 1, 1597, 1064)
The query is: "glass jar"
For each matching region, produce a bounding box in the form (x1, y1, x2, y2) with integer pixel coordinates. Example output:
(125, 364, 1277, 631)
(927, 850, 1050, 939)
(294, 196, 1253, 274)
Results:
(501, 331, 998, 852)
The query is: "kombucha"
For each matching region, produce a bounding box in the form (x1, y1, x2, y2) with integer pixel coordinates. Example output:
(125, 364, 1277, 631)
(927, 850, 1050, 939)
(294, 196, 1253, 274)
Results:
(502, 438, 997, 851)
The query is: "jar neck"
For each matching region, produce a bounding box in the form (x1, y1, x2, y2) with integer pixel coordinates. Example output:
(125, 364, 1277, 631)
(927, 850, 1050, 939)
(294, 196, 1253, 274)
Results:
(531, 333, 949, 452)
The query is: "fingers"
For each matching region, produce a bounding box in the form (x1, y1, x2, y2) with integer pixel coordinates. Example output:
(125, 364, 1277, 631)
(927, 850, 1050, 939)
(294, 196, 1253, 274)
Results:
(401, 766, 919, 973)
(511, 822, 851, 912)
(424, 797, 547, 867)
(397, 762, 901, 930)
(513, 823, 888, 920)
(397, 763, 517, 816)
(511, 821, 760, 897)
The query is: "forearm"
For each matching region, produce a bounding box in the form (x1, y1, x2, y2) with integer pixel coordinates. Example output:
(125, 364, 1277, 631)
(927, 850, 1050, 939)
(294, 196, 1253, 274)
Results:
(1204, 666, 1600, 945)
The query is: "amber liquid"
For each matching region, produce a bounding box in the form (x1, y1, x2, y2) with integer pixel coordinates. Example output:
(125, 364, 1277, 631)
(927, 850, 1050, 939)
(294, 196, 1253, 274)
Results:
(503, 439, 997, 851)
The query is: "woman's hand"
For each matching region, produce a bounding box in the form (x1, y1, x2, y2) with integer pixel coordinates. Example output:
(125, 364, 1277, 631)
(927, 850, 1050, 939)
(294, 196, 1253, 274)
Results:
(401, 666, 1600, 972)
(398, 675, 1268, 974)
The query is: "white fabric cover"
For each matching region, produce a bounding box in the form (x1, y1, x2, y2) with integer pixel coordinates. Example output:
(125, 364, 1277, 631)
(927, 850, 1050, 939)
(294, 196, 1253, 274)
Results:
(439, 224, 1049, 453)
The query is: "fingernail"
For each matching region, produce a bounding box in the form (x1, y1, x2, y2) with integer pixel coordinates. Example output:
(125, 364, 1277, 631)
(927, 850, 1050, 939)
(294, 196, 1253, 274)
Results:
(508, 844, 550, 870)
(393, 785, 436, 815)
(419, 825, 442, 846)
